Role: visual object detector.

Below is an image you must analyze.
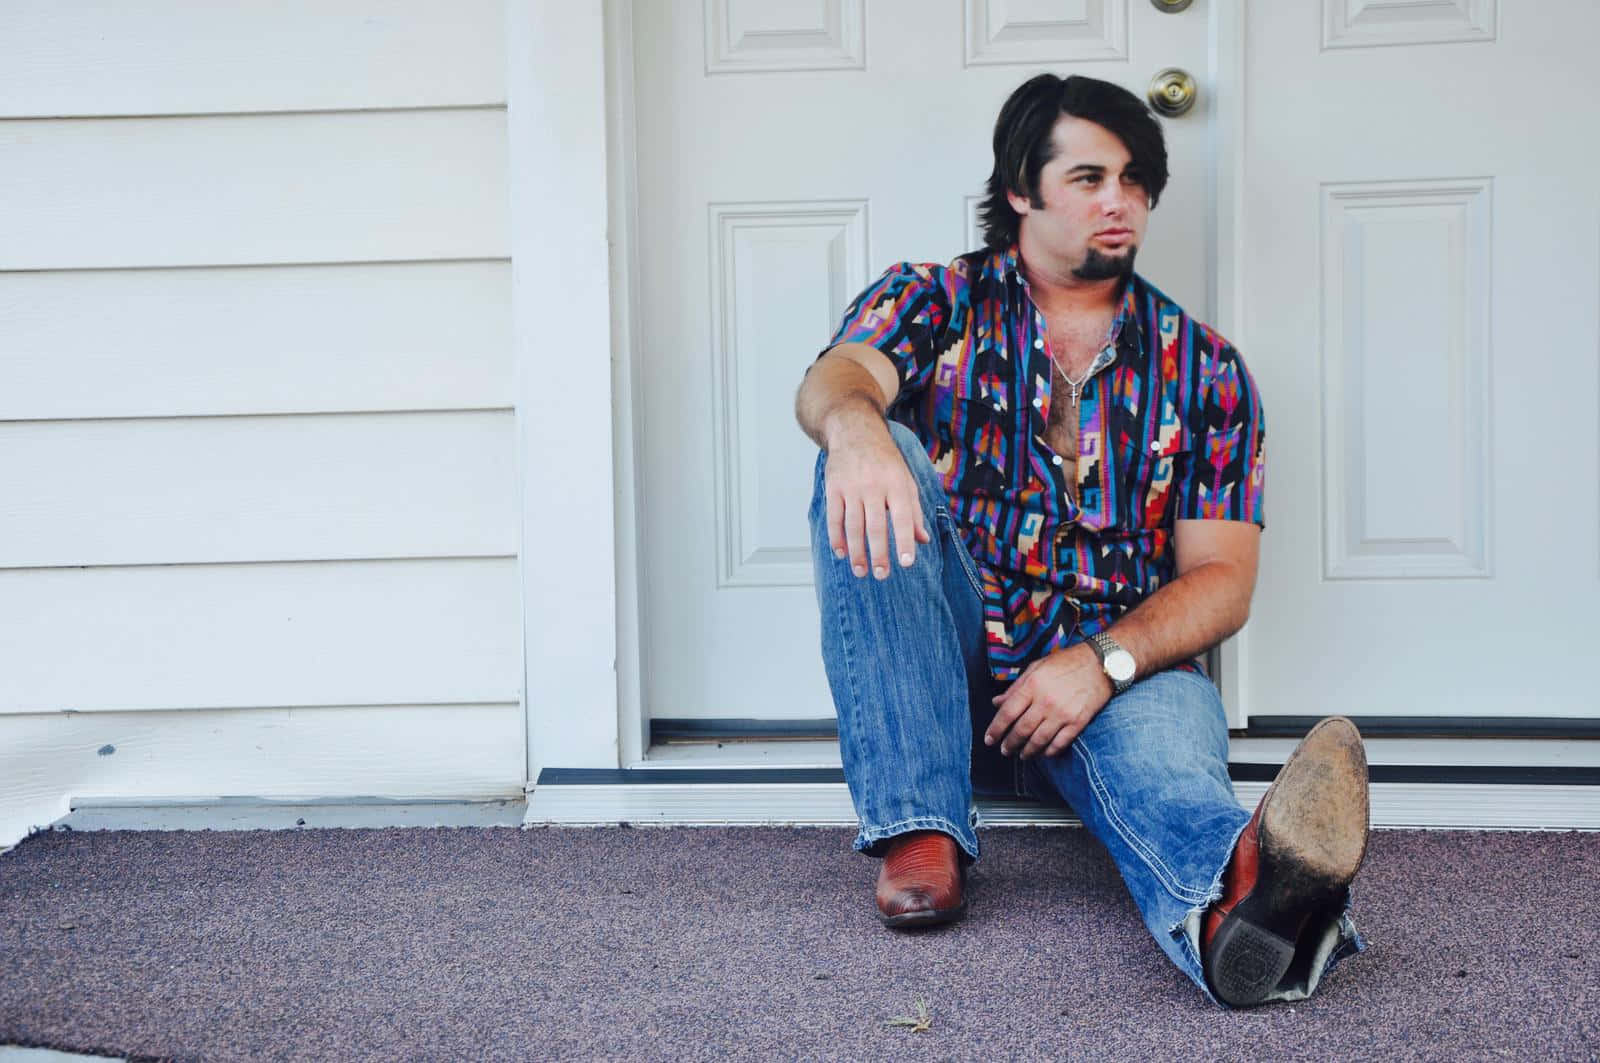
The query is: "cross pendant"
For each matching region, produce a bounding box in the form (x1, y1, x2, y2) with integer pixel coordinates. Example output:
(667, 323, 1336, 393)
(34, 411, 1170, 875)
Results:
(1069, 382, 1082, 407)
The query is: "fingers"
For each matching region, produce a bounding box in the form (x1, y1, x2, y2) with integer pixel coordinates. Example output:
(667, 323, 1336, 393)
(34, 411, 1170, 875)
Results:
(1000, 707, 1042, 758)
(984, 686, 1030, 748)
(1019, 714, 1067, 759)
(886, 492, 920, 571)
(826, 490, 846, 561)
(863, 494, 890, 579)
(844, 495, 868, 578)
(837, 475, 927, 579)
(914, 497, 932, 544)
(1043, 725, 1079, 758)
(824, 448, 932, 578)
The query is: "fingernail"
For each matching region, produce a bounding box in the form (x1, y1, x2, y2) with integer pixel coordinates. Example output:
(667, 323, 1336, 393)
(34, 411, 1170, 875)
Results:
(900, 553, 913, 566)
(983, 736, 993, 745)
(834, 549, 845, 559)
(873, 566, 887, 579)
(853, 565, 866, 577)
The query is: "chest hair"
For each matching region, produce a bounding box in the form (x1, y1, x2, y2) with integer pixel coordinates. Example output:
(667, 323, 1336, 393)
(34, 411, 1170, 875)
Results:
(1043, 364, 1080, 504)
(1039, 312, 1113, 505)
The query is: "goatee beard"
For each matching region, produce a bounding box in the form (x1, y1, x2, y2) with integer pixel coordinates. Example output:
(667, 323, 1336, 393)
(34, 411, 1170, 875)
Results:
(1072, 246, 1136, 282)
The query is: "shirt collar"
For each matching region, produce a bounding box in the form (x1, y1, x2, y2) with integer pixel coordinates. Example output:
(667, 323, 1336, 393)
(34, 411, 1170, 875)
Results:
(998, 244, 1140, 353)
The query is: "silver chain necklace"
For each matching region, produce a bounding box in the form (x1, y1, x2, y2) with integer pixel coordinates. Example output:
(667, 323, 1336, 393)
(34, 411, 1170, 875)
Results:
(1051, 354, 1095, 408)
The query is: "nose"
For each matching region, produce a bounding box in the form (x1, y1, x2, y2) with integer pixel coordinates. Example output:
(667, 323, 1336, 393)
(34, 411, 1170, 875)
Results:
(1099, 180, 1136, 216)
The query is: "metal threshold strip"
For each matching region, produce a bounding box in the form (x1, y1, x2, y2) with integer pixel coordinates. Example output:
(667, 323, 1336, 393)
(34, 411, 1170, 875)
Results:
(652, 717, 1600, 743)
(526, 765, 1600, 831)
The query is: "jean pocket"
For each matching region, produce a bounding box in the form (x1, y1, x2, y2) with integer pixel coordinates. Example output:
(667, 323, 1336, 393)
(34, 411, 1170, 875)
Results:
(936, 507, 984, 602)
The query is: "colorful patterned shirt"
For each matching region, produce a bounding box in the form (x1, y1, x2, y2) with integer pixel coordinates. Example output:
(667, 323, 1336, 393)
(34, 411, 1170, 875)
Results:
(822, 245, 1266, 682)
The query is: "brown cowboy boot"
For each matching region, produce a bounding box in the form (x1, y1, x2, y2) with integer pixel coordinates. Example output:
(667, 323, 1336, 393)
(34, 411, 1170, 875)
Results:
(1203, 716, 1370, 1007)
(875, 830, 967, 929)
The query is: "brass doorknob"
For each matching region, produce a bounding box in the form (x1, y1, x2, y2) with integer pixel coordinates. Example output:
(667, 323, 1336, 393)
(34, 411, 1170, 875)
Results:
(1147, 68, 1197, 117)
(1150, 0, 1193, 11)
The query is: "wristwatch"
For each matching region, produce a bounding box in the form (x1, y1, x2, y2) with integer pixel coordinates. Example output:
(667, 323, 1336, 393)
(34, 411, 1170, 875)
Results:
(1088, 631, 1137, 695)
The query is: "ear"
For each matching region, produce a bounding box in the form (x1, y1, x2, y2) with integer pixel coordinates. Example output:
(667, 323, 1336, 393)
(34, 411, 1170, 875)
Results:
(1006, 189, 1031, 216)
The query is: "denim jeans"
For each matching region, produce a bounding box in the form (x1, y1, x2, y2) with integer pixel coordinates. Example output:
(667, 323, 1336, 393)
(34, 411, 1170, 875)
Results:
(808, 419, 1365, 1006)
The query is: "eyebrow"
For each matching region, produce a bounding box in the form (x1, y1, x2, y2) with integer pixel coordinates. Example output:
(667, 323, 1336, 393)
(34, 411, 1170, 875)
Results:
(1066, 163, 1140, 175)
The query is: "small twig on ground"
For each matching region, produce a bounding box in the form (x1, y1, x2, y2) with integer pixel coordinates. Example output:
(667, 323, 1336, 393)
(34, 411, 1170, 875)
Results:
(885, 998, 933, 1033)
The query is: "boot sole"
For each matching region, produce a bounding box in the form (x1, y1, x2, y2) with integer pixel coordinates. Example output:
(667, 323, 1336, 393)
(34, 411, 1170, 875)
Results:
(880, 897, 969, 929)
(1208, 716, 1370, 1007)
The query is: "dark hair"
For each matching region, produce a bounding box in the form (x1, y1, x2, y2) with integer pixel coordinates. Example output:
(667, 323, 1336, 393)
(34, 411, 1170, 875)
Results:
(977, 74, 1169, 251)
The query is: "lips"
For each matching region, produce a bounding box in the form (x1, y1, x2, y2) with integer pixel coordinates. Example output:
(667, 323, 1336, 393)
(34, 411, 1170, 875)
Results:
(1097, 228, 1132, 238)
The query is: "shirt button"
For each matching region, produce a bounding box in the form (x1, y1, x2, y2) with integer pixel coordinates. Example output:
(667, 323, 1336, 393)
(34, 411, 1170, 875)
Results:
(993, 401, 1003, 411)
(1034, 338, 1044, 349)
(1052, 455, 1063, 466)
(1032, 397, 1042, 408)
(1151, 440, 1161, 451)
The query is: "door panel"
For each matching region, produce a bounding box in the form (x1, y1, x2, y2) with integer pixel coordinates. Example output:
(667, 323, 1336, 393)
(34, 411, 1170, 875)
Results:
(1242, 1, 1600, 721)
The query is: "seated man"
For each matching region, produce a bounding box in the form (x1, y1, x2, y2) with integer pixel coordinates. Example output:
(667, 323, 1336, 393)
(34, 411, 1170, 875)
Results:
(792, 73, 1369, 1008)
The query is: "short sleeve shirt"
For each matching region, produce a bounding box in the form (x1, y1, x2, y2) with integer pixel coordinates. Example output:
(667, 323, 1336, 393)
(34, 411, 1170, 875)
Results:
(821, 245, 1266, 682)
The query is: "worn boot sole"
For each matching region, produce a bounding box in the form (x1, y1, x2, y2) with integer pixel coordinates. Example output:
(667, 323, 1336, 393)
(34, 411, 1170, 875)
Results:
(1207, 716, 1370, 1007)
(879, 895, 969, 929)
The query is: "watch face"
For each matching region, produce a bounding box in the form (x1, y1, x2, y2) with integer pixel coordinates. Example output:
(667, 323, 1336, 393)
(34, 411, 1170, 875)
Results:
(1105, 649, 1136, 682)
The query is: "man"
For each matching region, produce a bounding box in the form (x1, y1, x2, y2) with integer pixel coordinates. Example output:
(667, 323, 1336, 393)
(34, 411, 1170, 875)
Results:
(792, 74, 1369, 1008)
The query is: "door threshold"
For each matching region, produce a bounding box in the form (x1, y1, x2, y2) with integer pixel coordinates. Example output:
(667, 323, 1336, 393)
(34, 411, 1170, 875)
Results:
(639, 735, 1600, 771)
(527, 765, 1600, 830)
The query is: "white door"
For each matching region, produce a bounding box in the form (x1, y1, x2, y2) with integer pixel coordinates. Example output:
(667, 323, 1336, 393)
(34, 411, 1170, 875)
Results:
(1241, 1, 1600, 723)
(632, 0, 1221, 725)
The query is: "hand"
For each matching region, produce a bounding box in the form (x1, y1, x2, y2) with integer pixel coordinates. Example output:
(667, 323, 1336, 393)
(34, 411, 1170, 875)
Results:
(823, 417, 932, 580)
(985, 644, 1113, 758)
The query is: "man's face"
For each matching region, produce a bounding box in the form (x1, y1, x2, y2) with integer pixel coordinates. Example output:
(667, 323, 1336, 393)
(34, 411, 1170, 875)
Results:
(1007, 115, 1150, 283)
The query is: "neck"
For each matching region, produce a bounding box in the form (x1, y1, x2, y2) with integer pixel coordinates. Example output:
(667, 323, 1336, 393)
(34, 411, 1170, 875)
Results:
(1017, 251, 1125, 317)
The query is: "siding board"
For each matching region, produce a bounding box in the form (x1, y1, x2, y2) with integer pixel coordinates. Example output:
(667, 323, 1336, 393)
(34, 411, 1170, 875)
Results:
(0, 558, 521, 714)
(0, 261, 512, 420)
(0, 703, 523, 847)
(0, 109, 509, 270)
(0, 412, 516, 567)
(0, 1, 506, 117)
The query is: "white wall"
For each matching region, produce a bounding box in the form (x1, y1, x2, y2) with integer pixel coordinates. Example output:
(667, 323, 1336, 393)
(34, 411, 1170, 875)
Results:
(0, 1, 524, 849)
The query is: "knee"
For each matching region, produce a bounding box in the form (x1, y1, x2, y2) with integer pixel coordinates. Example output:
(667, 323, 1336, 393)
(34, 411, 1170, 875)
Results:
(883, 419, 934, 473)
(883, 421, 946, 507)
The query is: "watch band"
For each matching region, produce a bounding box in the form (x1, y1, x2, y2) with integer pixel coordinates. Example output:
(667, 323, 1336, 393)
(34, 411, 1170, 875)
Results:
(1088, 631, 1135, 695)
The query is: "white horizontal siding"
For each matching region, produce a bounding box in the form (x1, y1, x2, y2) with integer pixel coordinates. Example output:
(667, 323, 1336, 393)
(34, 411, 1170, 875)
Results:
(0, 0, 506, 117)
(0, 109, 509, 270)
(0, 261, 512, 420)
(0, 412, 516, 567)
(0, 4, 525, 844)
(0, 702, 524, 846)
(0, 558, 521, 715)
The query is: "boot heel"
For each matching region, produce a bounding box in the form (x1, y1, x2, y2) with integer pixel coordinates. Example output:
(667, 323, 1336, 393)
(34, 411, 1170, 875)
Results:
(1207, 915, 1297, 1007)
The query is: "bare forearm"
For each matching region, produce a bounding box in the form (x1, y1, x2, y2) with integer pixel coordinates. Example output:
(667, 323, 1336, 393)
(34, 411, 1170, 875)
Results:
(795, 345, 892, 449)
(1104, 561, 1254, 680)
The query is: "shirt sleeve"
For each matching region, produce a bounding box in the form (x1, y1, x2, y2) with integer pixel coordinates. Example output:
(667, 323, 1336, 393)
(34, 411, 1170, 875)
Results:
(818, 262, 950, 397)
(1174, 337, 1266, 528)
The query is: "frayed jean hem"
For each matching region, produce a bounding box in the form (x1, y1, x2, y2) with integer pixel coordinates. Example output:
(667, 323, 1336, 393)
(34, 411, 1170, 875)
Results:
(853, 811, 981, 864)
(1170, 844, 1368, 1009)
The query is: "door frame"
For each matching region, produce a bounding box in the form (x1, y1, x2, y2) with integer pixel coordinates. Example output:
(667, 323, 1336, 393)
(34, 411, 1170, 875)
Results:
(514, 0, 1253, 779)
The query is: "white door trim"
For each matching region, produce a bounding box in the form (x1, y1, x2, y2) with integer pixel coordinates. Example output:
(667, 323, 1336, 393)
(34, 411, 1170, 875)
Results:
(508, 1, 624, 778)
(1208, 0, 1252, 725)
(604, 0, 650, 769)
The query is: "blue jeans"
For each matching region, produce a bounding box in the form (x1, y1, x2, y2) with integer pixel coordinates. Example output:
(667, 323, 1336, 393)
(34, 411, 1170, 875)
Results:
(808, 420, 1364, 1006)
